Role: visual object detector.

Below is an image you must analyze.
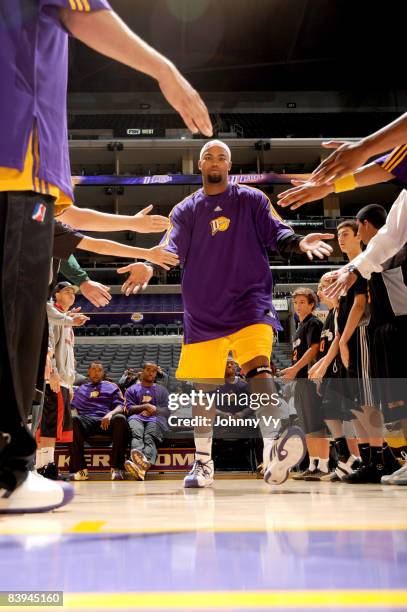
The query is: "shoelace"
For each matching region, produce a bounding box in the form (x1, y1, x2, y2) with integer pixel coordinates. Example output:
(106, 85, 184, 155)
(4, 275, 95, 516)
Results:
(190, 461, 212, 477)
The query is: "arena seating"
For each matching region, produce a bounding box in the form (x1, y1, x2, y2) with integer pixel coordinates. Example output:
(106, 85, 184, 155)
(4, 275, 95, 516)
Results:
(75, 293, 184, 314)
(69, 111, 399, 139)
(75, 342, 182, 387)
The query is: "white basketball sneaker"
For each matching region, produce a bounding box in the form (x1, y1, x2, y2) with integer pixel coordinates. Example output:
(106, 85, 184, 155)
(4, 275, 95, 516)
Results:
(264, 427, 307, 485)
(183, 459, 214, 488)
(0, 471, 74, 514)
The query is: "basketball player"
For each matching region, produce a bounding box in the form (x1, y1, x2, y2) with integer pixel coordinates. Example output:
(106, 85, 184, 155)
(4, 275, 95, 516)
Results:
(308, 274, 361, 480)
(159, 139, 334, 488)
(333, 221, 394, 483)
(355, 205, 407, 485)
(281, 289, 330, 481)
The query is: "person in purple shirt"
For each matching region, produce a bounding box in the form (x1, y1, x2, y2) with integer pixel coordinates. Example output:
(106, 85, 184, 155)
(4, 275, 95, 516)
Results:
(0, 0, 212, 514)
(70, 363, 128, 481)
(124, 363, 169, 482)
(159, 139, 334, 489)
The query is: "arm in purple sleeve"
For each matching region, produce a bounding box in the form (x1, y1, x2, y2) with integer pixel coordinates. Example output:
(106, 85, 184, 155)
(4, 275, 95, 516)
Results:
(160, 202, 193, 266)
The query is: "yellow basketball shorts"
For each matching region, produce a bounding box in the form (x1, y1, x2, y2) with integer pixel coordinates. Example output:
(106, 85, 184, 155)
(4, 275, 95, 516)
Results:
(176, 323, 274, 381)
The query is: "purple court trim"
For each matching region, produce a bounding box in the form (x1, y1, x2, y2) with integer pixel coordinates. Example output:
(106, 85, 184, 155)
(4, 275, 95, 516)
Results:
(0, 530, 406, 594)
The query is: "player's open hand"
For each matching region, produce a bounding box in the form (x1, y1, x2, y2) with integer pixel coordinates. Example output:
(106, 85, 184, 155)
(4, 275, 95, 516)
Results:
(310, 140, 368, 185)
(80, 280, 111, 308)
(158, 60, 212, 137)
(117, 263, 153, 295)
(132, 205, 170, 233)
(146, 245, 179, 270)
(277, 180, 333, 210)
(299, 233, 334, 260)
(324, 267, 358, 299)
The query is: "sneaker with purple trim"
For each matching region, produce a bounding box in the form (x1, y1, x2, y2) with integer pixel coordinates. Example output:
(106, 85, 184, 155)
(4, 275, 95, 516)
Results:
(264, 427, 307, 486)
(0, 471, 74, 514)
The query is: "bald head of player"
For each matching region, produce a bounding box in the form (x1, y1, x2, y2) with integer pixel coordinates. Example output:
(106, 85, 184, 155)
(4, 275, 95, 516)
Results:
(198, 140, 232, 195)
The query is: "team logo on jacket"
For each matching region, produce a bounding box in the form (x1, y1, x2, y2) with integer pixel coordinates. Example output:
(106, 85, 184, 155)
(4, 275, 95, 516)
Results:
(32, 203, 46, 223)
(210, 216, 231, 235)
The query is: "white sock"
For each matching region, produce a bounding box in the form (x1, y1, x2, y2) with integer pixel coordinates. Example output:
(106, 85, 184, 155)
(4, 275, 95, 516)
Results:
(318, 458, 329, 473)
(42, 447, 55, 466)
(195, 435, 212, 463)
(308, 457, 318, 472)
(35, 449, 47, 469)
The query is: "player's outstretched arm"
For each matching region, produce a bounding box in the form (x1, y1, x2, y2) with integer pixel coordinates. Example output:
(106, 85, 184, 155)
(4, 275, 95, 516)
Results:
(277, 162, 393, 210)
(310, 112, 407, 185)
(60, 205, 170, 234)
(77, 236, 179, 270)
(59, 8, 212, 136)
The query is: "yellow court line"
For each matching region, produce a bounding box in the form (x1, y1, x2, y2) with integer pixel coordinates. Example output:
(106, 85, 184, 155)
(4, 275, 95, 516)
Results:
(54, 590, 407, 609)
(69, 521, 106, 533)
(1, 523, 407, 536)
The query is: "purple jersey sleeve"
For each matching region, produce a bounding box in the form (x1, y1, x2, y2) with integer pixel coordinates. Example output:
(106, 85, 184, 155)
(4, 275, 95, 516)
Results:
(112, 385, 124, 410)
(374, 145, 407, 185)
(41, 0, 111, 10)
(124, 386, 139, 410)
(160, 201, 194, 265)
(252, 190, 294, 251)
(40, 0, 111, 30)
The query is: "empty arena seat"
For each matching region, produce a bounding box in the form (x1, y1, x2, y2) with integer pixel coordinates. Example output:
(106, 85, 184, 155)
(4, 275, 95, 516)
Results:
(97, 324, 109, 337)
(109, 324, 121, 336)
(85, 325, 98, 336)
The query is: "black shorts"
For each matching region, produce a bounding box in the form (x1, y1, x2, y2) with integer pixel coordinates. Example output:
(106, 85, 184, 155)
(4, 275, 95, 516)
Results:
(320, 375, 356, 422)
(339, 325, 375, 410)
(294, 378, 326, 435)
(371, 317, 407, 423)
(37, 385, 73, 443)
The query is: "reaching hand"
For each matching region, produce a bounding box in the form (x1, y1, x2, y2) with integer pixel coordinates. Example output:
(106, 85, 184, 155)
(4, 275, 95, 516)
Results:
(146, 245, 179, 270)
(277, 180, 333, 210)
(280, 366, 297, 381)
(310, 140, 368, 185)
(324, 267, 358, 299)
(299, 233, 334, 260)
(117, 263, 153, 295)
(158, 61, 213, 137)
(132, 205, 170, 233)
(71, 313, 90, 327)
(80, 280, 111, 308)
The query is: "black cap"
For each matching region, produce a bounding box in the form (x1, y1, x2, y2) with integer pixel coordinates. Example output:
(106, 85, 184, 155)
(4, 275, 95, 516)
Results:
(52, 281, 78, 296)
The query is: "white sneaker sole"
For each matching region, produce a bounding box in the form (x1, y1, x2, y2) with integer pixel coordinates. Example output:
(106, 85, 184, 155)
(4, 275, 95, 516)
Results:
(264, 427, 306, 486)
(183, 476, 214, 488)
(0, 472, 74, 514)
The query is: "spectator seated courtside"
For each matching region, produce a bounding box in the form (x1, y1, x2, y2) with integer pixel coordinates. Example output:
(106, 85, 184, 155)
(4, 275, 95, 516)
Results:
(70, 362, 129, 481)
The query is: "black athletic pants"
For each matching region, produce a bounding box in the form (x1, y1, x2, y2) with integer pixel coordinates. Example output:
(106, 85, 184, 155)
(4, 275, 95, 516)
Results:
(70, 414, 130, 472)
(0, 191, 54, 490)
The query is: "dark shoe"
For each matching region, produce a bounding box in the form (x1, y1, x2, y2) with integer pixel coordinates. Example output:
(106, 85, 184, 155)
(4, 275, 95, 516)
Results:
(343, 462, 392, 484)
(303, 469, 330, 481)
(37, 463, 69, 481)
(291, 468, 316, 480)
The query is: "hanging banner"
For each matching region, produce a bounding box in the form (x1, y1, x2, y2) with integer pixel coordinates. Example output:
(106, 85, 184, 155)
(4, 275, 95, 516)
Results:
(72, 173, 305, 187)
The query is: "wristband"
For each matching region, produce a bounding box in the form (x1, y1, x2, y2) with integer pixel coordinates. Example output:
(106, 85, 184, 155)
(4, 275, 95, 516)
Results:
(334, 174, 357, 193)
